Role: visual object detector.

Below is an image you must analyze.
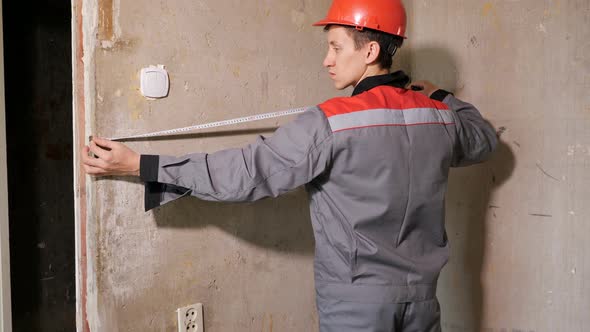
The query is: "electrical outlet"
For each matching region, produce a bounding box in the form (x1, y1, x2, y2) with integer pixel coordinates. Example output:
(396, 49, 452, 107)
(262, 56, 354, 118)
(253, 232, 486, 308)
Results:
(177, 303, 204, 332)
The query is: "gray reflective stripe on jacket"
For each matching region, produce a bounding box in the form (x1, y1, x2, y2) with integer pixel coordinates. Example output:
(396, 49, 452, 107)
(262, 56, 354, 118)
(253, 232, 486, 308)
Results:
(140, 89, 497, 303)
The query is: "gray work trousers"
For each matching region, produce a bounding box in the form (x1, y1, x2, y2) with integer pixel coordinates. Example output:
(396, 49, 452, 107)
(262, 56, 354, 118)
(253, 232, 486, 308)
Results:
(317, 295, 442, 332)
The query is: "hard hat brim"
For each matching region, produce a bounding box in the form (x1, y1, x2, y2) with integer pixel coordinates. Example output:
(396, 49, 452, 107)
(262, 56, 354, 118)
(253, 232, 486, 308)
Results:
(313, 19, 407, 38)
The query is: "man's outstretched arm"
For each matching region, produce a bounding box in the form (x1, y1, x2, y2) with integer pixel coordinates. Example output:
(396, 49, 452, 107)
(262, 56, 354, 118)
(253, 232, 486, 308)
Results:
(82, 107, 334, 210)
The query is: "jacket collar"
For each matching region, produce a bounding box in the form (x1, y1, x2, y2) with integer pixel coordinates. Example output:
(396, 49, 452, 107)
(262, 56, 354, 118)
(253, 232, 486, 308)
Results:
(352, 70, 410, 96)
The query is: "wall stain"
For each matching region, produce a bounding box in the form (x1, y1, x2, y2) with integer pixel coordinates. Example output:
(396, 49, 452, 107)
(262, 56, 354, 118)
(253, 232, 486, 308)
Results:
(482, 3, 494, 17)
(205, 32, 213, 48)
(98, 0, 114, 41)
(269, 314, 273, 332)
(102, 39, 138, 52)
(481, 2, 503, 33)
(232, 66, 241, 78)
(261, 313, 273, 332)
(128, 81, 145, 121)
(545, 0, 562, 18)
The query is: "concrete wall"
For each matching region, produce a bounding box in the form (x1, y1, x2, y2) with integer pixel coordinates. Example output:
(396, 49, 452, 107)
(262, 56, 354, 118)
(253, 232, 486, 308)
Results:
(399, 1, 590, 331)
(75, 0, 590, 331)
(75, 0, 339, 331)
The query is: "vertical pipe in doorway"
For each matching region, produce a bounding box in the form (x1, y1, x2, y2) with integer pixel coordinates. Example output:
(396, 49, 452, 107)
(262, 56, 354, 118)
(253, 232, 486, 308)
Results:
(73, 0, 90, 331)
(0, 2, 12, 331)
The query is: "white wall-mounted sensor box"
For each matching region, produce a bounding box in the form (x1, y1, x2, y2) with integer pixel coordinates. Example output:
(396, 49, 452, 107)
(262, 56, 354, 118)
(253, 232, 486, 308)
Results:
(140, 65, 169, 99)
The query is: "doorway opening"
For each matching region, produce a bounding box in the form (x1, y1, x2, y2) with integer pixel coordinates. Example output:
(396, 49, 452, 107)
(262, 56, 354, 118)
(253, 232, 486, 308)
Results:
(3, 0, 75, 331)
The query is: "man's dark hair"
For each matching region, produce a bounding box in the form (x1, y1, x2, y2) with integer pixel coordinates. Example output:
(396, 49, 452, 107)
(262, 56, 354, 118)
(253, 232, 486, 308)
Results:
(325, 25, 404, 70)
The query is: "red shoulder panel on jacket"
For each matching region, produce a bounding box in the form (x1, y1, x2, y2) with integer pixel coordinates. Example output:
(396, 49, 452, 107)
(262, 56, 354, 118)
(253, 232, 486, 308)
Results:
(318, 86, 450, 118)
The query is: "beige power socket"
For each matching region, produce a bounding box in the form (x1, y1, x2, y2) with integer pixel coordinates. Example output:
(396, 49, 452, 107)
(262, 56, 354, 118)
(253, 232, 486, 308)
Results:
(177, 303, 203, 332)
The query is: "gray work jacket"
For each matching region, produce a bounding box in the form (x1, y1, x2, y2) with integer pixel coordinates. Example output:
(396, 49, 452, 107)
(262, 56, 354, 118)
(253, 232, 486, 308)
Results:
(139, 72, 498, 303)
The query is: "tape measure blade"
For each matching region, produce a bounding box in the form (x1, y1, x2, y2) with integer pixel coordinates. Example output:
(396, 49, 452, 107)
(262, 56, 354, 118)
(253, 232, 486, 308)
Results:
(109, 106, 308, 141)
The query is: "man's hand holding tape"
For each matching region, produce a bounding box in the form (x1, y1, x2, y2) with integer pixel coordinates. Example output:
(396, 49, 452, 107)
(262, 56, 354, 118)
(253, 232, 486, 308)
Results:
(82, 137, 140, 177)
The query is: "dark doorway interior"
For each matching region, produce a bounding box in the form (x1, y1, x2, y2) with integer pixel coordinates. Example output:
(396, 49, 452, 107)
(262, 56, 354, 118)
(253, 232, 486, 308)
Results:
(3, 0, 75, 331)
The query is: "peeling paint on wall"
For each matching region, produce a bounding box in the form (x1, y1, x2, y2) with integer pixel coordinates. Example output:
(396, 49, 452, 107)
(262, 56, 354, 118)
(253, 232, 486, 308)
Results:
(98, 0, 122, 49)
(98, 0, 114, 42)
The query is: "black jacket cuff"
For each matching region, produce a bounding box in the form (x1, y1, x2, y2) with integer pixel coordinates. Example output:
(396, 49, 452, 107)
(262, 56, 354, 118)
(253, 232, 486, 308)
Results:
(430, 89, 453, 102)
(139, 155, 159, 182)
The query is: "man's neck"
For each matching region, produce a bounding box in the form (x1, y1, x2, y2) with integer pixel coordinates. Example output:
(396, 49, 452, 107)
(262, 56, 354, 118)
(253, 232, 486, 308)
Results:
(351, 70, 410, 96)
(355, 67, 390, 88)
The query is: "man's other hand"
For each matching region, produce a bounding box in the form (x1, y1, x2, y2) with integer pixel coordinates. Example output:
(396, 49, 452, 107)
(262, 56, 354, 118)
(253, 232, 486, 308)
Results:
(408, 80, 439, 98)
(82, 137, 140, 177)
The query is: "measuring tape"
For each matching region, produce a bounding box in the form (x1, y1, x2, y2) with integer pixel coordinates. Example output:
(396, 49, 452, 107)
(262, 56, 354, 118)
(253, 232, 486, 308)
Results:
(107, 106, 310, 141)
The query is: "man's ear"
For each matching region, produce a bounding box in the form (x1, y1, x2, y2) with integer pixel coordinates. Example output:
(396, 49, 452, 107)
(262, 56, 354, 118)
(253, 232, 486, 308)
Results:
(365, 41, 381, 65)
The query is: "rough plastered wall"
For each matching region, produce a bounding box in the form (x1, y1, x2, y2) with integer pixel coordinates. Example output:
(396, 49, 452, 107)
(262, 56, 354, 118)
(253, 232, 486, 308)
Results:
(77, 0, 341, 331)
(76, 1, 590, 331)
(400, 1, 590, 331)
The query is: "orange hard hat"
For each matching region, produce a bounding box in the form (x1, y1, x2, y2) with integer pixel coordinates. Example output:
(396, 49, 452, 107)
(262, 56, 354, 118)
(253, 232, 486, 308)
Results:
(313, 0, 407, 38)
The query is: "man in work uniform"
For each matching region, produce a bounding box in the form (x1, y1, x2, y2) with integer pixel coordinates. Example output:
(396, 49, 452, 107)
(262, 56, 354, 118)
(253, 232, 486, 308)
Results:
(82, 0, 498, 330)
